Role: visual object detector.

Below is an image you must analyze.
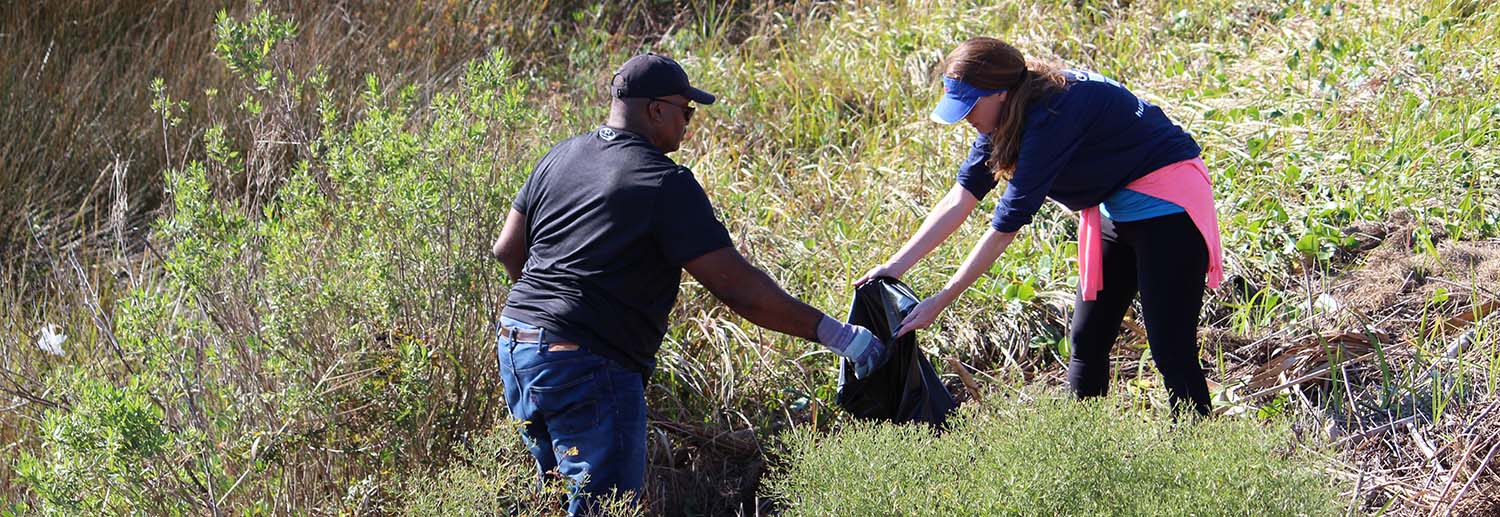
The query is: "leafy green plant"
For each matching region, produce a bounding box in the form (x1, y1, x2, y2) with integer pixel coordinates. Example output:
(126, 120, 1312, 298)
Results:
(398, 421, 642, 517)
(16, 375, 182, 515)
(16, 5, 545, 511)
(765, 393, 1343, 516)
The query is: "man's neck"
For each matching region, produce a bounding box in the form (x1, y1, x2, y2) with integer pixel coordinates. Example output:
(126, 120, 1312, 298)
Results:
(603, 120, 667, 153)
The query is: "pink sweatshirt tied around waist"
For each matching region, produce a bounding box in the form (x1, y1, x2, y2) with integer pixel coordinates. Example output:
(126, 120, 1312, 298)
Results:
(1077, 157, 1223, 301)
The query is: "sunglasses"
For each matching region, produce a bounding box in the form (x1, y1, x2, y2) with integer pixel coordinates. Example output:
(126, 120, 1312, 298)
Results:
(650, 97, 695, 123)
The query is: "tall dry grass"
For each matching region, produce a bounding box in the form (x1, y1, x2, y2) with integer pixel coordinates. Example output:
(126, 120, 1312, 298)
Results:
(0, 0, 751, 282)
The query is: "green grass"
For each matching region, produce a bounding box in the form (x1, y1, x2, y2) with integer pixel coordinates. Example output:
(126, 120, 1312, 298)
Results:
(765, 392, 1342, 516)
(3, 0, 1498, 514)
(399, 421, 642, 517)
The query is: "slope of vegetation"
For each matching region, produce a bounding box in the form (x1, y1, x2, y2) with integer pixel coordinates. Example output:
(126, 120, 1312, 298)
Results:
(3, 0, 1497, 514)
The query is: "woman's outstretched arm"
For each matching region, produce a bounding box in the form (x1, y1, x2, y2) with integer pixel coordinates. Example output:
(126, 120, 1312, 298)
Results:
(894, 227, 1018, 337)
(856, 184, 981, 285)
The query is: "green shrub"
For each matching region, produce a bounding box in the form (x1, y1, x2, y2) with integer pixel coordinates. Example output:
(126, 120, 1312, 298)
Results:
(398, 421, 643, 517)
(17, 5, 546, 511)
(765, 393, 1342, 516)
(15, 374, 183, 515)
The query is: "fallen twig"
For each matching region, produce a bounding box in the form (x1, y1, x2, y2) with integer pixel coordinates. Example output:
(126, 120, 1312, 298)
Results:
(1336, 414, 1419, 447)
(1445, 438, 1500, 516)
(1216, 351, 1377, 416)
(945, 356, 983, 404)
(1415, 311, 1496, 383)
(1407, 422, 1439, 462)
(1430, 440, 1479, 517)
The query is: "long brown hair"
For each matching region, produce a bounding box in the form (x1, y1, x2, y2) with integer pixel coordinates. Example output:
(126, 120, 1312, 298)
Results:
(942, 37, 1067, 181)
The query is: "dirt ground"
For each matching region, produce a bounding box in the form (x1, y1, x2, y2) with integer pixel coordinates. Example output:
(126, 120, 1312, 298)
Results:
(1230, 211, 1500, 515)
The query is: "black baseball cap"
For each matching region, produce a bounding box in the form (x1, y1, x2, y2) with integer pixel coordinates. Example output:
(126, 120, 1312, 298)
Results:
(610, 53, 716, 105)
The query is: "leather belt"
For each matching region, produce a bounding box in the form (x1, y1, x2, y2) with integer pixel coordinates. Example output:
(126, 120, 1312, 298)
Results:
(498, 325, 579, 351)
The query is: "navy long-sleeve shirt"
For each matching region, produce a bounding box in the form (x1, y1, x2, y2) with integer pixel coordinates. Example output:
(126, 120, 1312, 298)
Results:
(955, 70, 1201, 232)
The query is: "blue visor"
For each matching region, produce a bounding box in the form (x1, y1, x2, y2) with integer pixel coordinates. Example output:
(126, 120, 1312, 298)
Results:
(930, 77, 1005, 125)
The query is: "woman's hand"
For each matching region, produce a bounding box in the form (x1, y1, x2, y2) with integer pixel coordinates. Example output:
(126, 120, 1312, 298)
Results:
(855, 261, 906, 287)
(894, 293, 951, 337)
(892, 229, 1019, 338)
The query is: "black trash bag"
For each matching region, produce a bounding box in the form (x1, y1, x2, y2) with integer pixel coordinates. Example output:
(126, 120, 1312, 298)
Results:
(835, 277, 957, 427)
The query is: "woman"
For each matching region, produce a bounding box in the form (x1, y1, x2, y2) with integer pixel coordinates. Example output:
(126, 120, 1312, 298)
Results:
(859, 37, 1223, 415)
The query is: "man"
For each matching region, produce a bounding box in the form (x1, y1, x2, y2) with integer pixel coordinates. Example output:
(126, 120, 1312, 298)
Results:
(490, 53, 884, 513)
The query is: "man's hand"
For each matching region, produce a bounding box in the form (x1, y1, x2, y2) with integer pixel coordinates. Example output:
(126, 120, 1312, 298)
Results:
(683, 248, 890, 376)
(817, 317, 888, 378)
(843, 326, 887, 378)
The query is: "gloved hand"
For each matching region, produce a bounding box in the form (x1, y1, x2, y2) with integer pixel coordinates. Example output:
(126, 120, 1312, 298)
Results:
(817, 316, 888, 378)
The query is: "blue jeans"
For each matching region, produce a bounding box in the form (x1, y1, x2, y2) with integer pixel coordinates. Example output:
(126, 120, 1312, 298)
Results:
(496, 316, 646, 515)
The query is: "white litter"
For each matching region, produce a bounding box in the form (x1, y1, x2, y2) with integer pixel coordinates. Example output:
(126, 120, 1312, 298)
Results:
(37, 324, 66, 356)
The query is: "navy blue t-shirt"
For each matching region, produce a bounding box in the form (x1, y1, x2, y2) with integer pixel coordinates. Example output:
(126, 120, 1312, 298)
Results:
(955, 70, 1201, 232)
(502, 127, 734, 374)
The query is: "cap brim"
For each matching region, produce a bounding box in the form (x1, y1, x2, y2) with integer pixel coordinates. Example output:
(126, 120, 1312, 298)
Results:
(685, 86, 716, 105)
(929, 94, 975, 125)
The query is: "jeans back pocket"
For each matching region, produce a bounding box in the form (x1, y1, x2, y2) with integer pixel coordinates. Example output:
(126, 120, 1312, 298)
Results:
(526, 363, 603, 434)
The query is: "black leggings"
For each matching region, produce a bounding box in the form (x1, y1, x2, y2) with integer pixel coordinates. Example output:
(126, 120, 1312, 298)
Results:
(1067, 212, 1211, 415)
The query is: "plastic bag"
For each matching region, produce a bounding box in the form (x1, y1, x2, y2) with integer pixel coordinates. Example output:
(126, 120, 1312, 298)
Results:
(836, 277, 957, 427)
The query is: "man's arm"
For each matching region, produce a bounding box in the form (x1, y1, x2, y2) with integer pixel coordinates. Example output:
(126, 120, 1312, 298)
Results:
(491, 208, 528, 282)
(683, 246, 888, 377)
(683, 246, 823, 342)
